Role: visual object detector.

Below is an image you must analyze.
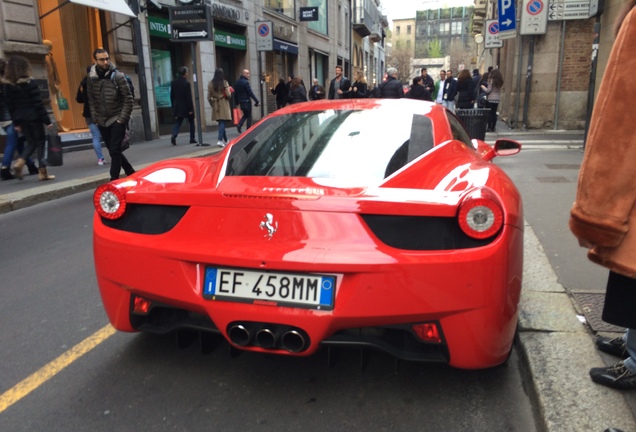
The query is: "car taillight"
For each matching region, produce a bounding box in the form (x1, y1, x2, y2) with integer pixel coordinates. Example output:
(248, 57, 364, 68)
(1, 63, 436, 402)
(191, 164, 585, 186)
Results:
(458, 193, 503, 239)
(132, 295, 152, 315)
(94, 184, 127, 220)
(412, 323, 442, 343)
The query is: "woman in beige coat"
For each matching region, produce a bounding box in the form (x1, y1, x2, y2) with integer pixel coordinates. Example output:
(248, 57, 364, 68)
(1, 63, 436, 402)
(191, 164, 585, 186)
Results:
(207, 68, 232, 147)
(569, 0, 636, 391)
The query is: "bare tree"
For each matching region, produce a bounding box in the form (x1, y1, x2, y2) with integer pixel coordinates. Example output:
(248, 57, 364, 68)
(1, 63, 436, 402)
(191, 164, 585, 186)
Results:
(448, 38, 473, 72)
(387, 44, 413, 84)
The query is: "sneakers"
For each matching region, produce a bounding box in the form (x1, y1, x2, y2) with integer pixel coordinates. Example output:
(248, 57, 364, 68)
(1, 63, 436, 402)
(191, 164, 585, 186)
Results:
(189, 139, 198, 144)
(217, 140, 225, 147)
(590, 361, 636, 390)
(595, 336, 628, 359)
(98, 158, 105, 166)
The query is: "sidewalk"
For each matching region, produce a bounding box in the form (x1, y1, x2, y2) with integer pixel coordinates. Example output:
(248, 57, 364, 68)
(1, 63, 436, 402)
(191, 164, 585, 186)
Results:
(1, 127, 634, 432)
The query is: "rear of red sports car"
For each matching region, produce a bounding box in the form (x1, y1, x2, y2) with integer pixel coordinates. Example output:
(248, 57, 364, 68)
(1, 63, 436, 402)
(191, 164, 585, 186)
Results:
(93, 99, 523, 369)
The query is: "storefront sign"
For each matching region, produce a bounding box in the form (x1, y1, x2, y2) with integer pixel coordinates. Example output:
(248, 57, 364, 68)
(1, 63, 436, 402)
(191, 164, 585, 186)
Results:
(299, 7, 319, 21)
(214, 30, 247, 50)
(170, 5, 213, 42)
(149, 16, 171, 39)
(273, 38, 298, 55)
(211, 3, 241, 22)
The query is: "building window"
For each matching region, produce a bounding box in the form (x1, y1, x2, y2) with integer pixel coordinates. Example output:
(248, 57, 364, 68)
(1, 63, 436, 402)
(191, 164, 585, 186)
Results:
(308, 0, 328, 35)
(439, 22, 450, 35)
(407, 25, 412, 35)
(396, 26, 400, 35)
(451, 21, 462, 35)
(264, 0, 295, 19)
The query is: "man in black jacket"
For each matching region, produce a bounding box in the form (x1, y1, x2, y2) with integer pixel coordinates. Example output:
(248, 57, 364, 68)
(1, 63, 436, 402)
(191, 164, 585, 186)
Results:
(170, 66, 196, 145)
(86, 48, 135, 181)
(442, 69, 458, 113)
(233, 69, 259, 133)
(373, 68, 403, 99)
(420, 68, 435, 95)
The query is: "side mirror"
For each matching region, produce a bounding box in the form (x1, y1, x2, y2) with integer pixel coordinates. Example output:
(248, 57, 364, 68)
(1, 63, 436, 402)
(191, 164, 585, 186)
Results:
(494, 139, 522, 156)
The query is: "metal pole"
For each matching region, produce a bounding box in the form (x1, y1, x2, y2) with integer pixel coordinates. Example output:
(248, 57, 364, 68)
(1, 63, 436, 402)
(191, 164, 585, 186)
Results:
(513, 36, 524, 129)
(191, 41, 205, 146)
(522, 35, 535, 130)
(129, 0, 153, 141)
(258, 51, 264, 119)
(583, 17, 601, 148)
(554, 21, 566, 130)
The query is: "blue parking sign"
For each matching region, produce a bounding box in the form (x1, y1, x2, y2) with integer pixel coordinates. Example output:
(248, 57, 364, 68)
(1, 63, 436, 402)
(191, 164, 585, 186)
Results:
(498, 0, 517, 37)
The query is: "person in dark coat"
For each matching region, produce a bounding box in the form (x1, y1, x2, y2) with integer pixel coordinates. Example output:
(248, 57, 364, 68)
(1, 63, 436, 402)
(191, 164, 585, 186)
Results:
(442, 69, 458, 113)
(170, 66, 196, 145)
(420, 68, 435, 95)
(4, 55, 55, 181)
(309, 78, 326, 100)
(349, 71, 368, 98)
(456, 69, 476, 109)
(233, 69, 259, 133)
(472, 68, 482, 107)
(270, 78, 287, 109)
(287, 76, 308, 104)
(76, 65, 106, 164)
(406, 76, 432, 101)
(373, 68, 403, 99)
(328, 66, 351, 99)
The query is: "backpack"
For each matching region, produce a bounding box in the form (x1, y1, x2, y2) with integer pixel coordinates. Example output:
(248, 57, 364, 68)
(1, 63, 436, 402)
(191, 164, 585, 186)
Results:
(110, 71, 135, 99)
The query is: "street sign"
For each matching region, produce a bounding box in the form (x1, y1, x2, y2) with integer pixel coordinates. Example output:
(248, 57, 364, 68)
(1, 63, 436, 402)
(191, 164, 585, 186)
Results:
(497, 0, 517, 38)
(548, 0, 592, 20)
(255, 20, 273, 51)
(169, 5, 213, 42)
(485, 19, 504, 48)
(520, 0, 548, 34)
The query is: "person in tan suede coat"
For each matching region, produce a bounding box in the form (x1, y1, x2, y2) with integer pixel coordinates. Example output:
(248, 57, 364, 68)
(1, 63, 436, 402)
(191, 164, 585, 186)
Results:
(569, 0, 636, 391)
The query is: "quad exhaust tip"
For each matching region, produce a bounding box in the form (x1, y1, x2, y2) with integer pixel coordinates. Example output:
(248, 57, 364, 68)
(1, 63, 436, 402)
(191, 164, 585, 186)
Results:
(227, 322, 308, 353)
(228, 324, 251, 346)
(256, 328, 277, 349)
(281, 330, 305, 353)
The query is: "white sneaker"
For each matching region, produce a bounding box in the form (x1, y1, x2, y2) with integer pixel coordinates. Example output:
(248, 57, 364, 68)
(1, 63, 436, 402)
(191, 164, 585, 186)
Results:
(98, 158, 105, 166)
(217, 140, 225, 147)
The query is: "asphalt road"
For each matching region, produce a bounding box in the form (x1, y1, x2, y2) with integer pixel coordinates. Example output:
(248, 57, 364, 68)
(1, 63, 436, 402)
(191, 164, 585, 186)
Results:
(0, 190, 538, 431)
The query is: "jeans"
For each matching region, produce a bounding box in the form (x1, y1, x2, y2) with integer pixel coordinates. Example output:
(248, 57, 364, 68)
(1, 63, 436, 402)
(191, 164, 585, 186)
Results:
(442, 100, 455, 113)
(99, 121, 135, 181)
(217, 120, 228, 142)
(624, 329, 636, 373)
(2, 124, 30, 167)
(171, 115, 195, 141)
(20, 121, 47, 167)
(86, 117, 104, 160)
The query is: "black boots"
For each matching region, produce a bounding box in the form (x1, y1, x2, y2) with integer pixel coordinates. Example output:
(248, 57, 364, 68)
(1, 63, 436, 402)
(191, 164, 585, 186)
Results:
(1, 166, 14, 180)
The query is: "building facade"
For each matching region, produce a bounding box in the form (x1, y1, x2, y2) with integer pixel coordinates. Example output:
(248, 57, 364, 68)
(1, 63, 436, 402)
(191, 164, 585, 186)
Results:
(0, 0, 387, 148)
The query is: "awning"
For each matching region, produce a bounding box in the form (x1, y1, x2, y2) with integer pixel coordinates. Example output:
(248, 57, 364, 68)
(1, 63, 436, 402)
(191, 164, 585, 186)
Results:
(40, 0, 136, 19)
(69, 0, 135, 17)
(273, 39, 298, 55)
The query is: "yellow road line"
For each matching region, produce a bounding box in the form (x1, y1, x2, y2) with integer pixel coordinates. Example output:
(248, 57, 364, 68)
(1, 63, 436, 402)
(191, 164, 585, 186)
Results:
(0, 324, 116, 414)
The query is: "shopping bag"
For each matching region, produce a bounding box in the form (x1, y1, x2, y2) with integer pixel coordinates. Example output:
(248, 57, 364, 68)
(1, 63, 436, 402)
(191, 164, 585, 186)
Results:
(233, 107, 242, 125)
(45, 134, 64, 166)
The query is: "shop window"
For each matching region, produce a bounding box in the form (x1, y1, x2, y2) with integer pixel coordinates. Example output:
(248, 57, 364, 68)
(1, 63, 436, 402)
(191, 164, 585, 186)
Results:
(308, 0, 328, 35)
(264, 0, 295, 19)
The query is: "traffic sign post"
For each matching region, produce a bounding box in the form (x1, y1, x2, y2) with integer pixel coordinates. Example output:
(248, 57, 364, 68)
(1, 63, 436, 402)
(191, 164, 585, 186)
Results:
(255, 20, 273, 51)
(498, 0, 517, 39)
(521, 0, 548, 34)
(485, 19, 504, 48)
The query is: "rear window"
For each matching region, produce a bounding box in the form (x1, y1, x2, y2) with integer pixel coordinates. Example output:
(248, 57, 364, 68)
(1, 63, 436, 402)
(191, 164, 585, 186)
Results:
(226, 107, 434, 184)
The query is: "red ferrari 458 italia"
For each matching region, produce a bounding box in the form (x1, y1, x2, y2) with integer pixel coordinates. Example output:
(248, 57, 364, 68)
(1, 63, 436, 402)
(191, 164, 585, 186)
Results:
(93, 99, 523, 369)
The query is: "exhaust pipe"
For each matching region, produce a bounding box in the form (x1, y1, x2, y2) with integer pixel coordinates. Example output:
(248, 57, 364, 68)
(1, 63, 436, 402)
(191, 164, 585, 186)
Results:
(282, 330, 306, 353)
(227, 324, 251, 346)
(255, 328, 277, 349)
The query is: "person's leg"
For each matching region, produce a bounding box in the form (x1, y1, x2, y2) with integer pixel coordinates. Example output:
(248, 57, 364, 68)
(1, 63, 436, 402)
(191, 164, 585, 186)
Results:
(219, 120, 227, 142)
(2, 124, 18, 167)
(244, 104, 253, 129)
(171, 117, 183, 144)
(237, 105, 246, 132)
(188, 115, 196, 142)
(87, 118, 104, 162)
(623, 329, 636, 373)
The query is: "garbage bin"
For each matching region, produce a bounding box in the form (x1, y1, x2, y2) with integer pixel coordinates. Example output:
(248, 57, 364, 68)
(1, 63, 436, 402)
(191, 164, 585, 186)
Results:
(455, 108, 490, 141)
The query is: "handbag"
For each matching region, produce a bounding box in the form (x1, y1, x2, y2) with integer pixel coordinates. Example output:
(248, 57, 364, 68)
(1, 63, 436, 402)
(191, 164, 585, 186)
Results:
(232, 107, 242, 125)
(121, 131, 130, 151)
(45, 133, 64, 166)
(57, 91, 69, 110)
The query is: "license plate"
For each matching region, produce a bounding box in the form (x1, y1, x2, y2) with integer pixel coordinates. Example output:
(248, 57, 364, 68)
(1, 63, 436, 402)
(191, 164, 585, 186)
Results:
(203, 267, 336, 310)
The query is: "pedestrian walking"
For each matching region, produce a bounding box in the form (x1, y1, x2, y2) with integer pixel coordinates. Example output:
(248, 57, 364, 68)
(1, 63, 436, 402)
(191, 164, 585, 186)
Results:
(287, 76, 308, 104)
(233, 69, 259, 133)
(480, 68, 503, 132)
(328, 66, 351, 99)
(569, 0, 636, 391)
(76, 65, 106, 165)
(456, 69, 476, 109)
(4, 55, 55, 181)
(86, 48, 135, 182)
(0, 58, 38, 180)
(349, 71, 368, 98)
(270, 78, 288, 108)
(170, 66, 196, 145)
(472, 68, 481, 107)
(308, 78, 326, 100)
(207, 68, 232, 147)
